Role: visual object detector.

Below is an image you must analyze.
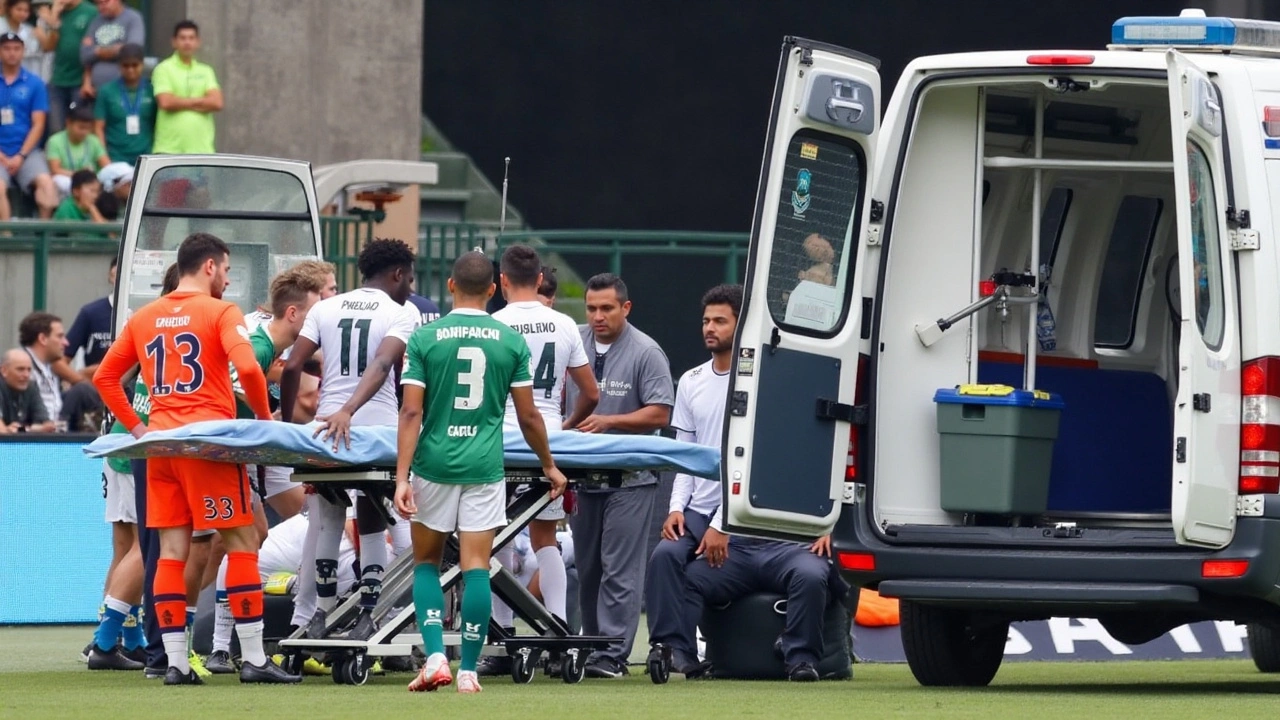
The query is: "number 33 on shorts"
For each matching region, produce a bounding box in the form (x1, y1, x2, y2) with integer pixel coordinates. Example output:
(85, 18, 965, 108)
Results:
(203, 496, 236, 521)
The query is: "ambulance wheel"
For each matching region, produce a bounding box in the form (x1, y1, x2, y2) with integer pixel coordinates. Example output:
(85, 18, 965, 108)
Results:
(511, 648, 536, 684)
(900, 601, 1007, 687)
(1248, 623, 1280, 673)
(647, 644, 671, 685)
(561, 648, 585, 684)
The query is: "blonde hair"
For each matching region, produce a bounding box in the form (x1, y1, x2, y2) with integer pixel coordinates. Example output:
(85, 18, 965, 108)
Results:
(269, 266, 323, 317)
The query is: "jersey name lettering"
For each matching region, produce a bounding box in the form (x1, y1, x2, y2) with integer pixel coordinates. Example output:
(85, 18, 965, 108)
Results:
(508, 321, 555, 335)
(154, 316, 191, 328)
(435, 326, 501, 341)
(341, 300, 380, 312)
(447, 424, 478, 437)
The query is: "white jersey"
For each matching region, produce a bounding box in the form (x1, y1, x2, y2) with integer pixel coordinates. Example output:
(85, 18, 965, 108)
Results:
(494, 300, 589, 432)
(299, 287, 419, 425)
(668, 359, 730, 527)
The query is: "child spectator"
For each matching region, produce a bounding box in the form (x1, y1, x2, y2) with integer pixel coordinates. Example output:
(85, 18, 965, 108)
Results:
(47, 101, 109, 197)
(93, 42, 151, 166)
(53, 167, 105, 221)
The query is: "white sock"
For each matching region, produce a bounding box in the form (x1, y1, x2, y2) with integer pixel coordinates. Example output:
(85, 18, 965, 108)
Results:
(315, 498, 346, 613)
(389, 516, 411, 557)
(104, 595, 131, 617)
(236, 620, 267, 667)
(492, 545, 516, 628)
(212, 557, 232, 653)
(290, 496, 321, 627)
(535, 546, 567, 621)
(163, 634, 190, 674)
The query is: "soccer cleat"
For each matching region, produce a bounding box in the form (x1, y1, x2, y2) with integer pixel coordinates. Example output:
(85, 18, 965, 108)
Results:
(455, 670, 482, 694)
(474, 654, 512, 677)
(340, 610, 377, 641)
(87, 645, 144, 671)
(407, 653, 452, 692)
(188, 651, 212, 679)
(204, 650, 237, 674)
(240, 658, 303, 684)
(144, 665, 167, 680)
(305, 609, 328, 640)
(163, 667, 205, 686)
(123, 646, 148, 665)
(80, 642, 92, 663)
(787, 662, 819, 682)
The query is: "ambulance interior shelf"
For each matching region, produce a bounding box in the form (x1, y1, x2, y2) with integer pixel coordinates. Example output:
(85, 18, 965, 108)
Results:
(914, 269, 1040, 348)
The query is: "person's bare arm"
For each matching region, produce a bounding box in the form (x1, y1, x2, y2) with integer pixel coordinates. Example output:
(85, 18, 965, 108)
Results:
(561, 363, 599, 431)
(393, 385, 423, 518)
(155, 93, 196, 112)
(52, 356, 83, 384)
(513, 385, 567, 499)
(574, 404, 671, 434)
(192, 88, 223, 113)
(280, 336, 320, 424)
(94, 119, 106, 149)
(314, 336, 406, 450)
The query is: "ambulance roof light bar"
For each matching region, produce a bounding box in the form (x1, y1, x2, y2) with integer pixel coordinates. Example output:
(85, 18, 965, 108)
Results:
(1110, 9, 1280, 56)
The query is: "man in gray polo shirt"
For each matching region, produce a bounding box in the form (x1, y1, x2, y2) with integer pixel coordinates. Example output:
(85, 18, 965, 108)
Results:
(566, 273, 674, 678)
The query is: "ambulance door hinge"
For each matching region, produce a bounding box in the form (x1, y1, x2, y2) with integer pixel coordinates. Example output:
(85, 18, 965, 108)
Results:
(869, 199, 885, 222)
(1193, 393, 1212, 413)
(1176, 437, 1187, 464)
(816, 399, 867, 426)
(798, 46, 814, 66)
(1229, 228, 1260, 251)
(1226, 207, 1250, 230)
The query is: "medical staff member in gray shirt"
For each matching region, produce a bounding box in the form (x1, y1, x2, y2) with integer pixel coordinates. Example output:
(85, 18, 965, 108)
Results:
(566, 273, 674, 678)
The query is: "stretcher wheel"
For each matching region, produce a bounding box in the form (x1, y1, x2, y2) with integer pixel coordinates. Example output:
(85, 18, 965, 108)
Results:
(331, 657, 348, 684)
(561, 648, 586, 684)
(280, 652, 304, 676)
(346, 653, 370, 686)
(647, 644, 671, 685)
(511, 648, 536, 684)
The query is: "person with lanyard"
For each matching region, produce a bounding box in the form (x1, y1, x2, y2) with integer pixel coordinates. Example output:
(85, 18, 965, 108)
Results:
(93, 42, 152, 167)
(0, 30, 56, 219)
(46, 103, 109, 198)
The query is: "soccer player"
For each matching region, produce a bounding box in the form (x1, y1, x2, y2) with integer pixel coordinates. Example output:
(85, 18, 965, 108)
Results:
(395, 251, 568, 694)
(280, 238, 420, 641)
(93, 233, 300, 685)
(477, 245, 598, 677)
(205, 266, 324, 674)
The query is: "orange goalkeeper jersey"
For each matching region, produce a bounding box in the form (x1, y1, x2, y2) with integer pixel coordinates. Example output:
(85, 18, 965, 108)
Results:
(95, 290, 271, 431)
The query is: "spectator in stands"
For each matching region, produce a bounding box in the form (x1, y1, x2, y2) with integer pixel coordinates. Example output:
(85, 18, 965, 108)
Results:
(53, 167, 106, 221)
(39, 0, 94, 134)
(47, 101, 109, 197)
(1, 0, 48, 81)
(0, 30, 56, 219)
(28, 0, 53, 81)
(77, 0, 142, 100)
(97, 158, 129, 201)
(0, 347, 54, 432)
(152, 20, 221, 155)
(17, 310, 66, 421)
(93, 42, 150, 166)
(92, 182, 114, 218)
(63, 255, 115, 380)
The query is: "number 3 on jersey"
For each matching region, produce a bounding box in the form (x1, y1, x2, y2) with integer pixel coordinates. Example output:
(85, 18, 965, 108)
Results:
(455, 346, 486, 410)
(144, 332, 204, 396)
(533, 344, 556, 399)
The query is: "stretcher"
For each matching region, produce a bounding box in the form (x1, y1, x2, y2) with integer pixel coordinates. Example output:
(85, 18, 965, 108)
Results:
(86, 421, 721, 685)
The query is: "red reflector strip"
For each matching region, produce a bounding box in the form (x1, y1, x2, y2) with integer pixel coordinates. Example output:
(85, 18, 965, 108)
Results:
(1026, 54, 1095, 65)
(1202, 559, 1249, 579)
(1240, 476, 1280, 494)
(1265, 106, 1280, 137)
(978, 280, 997, 297)
(731, 482, 741, 495)
(836, 551, 875, 572)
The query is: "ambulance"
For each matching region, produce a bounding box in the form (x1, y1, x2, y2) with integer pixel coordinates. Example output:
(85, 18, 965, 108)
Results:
(722, 10, 1280, 685)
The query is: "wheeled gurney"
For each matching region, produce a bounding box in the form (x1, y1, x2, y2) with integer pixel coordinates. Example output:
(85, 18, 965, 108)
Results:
(86, 420, 722, 685)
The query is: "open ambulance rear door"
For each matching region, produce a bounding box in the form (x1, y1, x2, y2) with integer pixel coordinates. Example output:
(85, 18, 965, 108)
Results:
(1167, 51, 1240, 549)
(112, 154, 325, 335)
(721, 38, 880, 539)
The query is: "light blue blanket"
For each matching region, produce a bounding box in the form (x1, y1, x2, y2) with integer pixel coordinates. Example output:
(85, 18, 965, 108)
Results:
(83, 420, 721, 480)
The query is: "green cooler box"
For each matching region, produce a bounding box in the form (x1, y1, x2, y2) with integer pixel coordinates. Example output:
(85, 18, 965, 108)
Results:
(933, 386, 1064, 516)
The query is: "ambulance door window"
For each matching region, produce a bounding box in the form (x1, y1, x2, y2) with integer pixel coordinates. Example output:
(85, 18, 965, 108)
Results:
(1186, 142, 1225, 349)
(766, 130, 864, 336)
(1038, 187, 1073, 269)
(1094, 196, 1162, 349)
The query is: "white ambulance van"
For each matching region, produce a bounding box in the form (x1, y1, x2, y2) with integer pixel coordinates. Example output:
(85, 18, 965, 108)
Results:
(723, 10, 1280, 685)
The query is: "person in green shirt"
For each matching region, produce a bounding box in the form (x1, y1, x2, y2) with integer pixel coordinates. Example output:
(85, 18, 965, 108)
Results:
(229, 265, 325, 422)
(395, 250, 567, 694)
(93, 42, 153, 166)
(40, 0, 97, 134)
(151, 20, 221, 155)
(52, 168, 105, 221)
(47, 102, 108, 196)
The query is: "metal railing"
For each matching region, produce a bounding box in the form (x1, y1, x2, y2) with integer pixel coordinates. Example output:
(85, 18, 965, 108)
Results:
(0, 221, 122, 310)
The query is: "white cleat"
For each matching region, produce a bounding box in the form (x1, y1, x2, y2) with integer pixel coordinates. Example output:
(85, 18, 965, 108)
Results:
(407, 653, 452, 692)
(456, 670, 482, 694)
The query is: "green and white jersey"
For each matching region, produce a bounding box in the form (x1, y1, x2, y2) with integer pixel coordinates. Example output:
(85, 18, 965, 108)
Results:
(231, 320, 280, 419)
(402, 308, 532, 485)
(106, 377, 150, 473)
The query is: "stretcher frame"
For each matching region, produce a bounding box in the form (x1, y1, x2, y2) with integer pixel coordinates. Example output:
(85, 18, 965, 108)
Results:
(276, 466, 624, 685)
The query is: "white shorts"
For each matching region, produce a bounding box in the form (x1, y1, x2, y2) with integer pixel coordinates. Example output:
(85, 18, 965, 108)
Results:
(513, 484, 565, 521)
(102, 464, 137, 524)
(260, 465, 297, 499)
(411, 476, 506, 533)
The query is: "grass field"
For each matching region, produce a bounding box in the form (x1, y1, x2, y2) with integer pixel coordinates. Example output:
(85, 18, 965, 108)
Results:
(3, 626, 1279, 719)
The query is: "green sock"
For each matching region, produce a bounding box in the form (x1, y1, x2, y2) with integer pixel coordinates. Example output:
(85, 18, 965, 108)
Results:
(459, 569, 492, 673)
(413, 563, 446, 657)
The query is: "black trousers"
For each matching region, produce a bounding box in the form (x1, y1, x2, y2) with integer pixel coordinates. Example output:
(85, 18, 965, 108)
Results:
(131, 458, 167, 670)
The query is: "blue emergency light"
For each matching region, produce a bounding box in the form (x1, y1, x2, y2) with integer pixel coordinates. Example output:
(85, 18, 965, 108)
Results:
(1112, 11, 1280, 52)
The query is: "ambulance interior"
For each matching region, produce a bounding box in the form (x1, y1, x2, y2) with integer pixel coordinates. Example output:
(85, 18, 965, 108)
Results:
(872, 77, 1194, 534)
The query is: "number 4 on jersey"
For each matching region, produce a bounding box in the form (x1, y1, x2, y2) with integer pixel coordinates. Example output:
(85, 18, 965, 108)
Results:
(533, 344, 556, 399)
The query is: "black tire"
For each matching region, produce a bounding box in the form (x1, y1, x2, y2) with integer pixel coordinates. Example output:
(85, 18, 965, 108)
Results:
(900, 601, 1008, 687)
(349, 654, 369, 686)
(1248, 623, 1280, 673)
(511, 650, 536, 684)
(331, 657, 348, 685)
(561, 649, 585, 684)
(647, 644, 671, 685)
